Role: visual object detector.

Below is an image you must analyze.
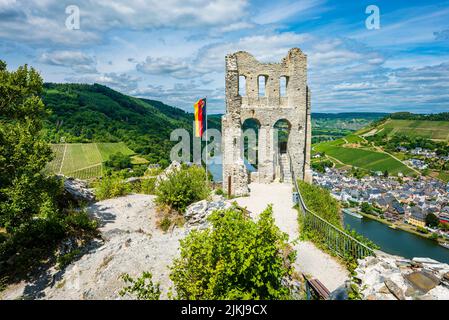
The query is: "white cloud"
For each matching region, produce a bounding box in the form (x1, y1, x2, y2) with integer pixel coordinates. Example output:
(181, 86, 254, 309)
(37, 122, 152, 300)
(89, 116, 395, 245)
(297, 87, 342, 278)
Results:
(217, 21, 256, 33)
(194, 32, 313, 72)
(66, 72, 141, 92)
(136, 56, 195, 79)
(39, 50, 97, 73)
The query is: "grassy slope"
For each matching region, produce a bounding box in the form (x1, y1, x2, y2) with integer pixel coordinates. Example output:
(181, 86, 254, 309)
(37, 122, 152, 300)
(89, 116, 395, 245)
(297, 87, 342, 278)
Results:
(373, 119, 449, 141)
(314, 137, 414, 176)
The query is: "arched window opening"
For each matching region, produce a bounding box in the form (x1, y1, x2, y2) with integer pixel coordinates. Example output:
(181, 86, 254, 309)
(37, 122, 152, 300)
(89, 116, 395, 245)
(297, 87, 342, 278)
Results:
(273, 119, 291, 154)
(258, 75, 267, 97)
(280, 76, 288, 97)
(242, 118, 260, 170)
(238, 75, 246, 96)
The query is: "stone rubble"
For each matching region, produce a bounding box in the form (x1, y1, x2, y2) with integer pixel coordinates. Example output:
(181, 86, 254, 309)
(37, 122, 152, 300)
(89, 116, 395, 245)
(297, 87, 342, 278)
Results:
(184, 195, 233, 230)
(353, 253, 449, 300)
(60, 176, 96, 203)
(155, 161, 181, 186)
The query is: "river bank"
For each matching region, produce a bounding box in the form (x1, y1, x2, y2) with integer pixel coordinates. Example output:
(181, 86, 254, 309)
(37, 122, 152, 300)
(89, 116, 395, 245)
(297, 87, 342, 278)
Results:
(344, 213, 449, 264)
(357, 211, 448, 244)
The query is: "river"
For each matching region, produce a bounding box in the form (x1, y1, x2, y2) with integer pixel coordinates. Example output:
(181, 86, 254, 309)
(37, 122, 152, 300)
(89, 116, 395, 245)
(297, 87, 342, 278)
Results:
(344, 213, 449, 264)
(208, 157, 449, 264)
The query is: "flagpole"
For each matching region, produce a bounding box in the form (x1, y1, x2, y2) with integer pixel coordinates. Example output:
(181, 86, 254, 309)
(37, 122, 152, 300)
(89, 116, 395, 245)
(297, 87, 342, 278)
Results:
(205, 97, 208, 188)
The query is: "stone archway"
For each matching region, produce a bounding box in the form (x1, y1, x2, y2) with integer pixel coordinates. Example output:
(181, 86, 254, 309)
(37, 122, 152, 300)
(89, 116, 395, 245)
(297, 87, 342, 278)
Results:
(222, 48, 312, 196)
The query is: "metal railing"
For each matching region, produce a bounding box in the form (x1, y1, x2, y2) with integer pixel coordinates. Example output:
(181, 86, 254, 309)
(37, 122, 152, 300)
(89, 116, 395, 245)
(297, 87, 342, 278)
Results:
(288, 152, 375, 260)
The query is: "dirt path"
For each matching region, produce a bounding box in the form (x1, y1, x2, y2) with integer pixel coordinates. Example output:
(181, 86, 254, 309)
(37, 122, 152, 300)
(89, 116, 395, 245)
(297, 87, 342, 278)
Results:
(233, 183, 349, 292)
(1, 195, 183, 300)
(59, 144, 67, 174)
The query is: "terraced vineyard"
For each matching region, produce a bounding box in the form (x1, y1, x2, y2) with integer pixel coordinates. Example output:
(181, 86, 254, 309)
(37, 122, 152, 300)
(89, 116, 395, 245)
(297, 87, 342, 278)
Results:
(46, 142, 135, 179)
(314, 137, 415, 176)
(363, 119, 449, 141)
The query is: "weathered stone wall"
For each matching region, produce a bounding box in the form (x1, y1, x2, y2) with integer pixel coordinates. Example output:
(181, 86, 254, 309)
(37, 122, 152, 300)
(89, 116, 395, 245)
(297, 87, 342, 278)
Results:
(222, 48, 312, 196)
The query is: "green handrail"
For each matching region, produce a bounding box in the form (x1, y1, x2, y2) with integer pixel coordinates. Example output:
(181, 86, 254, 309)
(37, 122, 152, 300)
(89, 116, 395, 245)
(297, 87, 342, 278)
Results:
(288, 152, 375, 260)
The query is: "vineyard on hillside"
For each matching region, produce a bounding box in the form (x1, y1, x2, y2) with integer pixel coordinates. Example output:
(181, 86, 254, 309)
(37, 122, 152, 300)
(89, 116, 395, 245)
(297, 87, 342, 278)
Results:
(46, 142, 135, 179)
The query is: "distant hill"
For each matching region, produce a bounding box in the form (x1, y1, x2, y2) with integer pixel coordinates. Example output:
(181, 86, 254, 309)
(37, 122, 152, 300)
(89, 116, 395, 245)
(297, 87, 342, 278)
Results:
(388, 112, 449, 121)
(42, 83, 218, 164)
(312, 112, 388, 120)
(359, 119, 449, 142)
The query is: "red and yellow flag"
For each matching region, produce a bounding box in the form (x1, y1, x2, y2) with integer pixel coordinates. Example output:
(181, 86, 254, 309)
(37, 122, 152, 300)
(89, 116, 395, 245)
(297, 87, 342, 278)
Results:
(194, 98, 207, 137)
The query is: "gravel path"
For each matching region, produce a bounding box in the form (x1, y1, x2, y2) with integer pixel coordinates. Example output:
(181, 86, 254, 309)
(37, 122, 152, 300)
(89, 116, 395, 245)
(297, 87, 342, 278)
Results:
(233, 183, 349, 292)
(1, 194, 184, 300)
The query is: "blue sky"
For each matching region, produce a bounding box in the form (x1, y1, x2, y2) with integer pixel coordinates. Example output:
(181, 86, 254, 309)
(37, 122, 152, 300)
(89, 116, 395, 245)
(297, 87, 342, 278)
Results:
(1, 0, 448, 114)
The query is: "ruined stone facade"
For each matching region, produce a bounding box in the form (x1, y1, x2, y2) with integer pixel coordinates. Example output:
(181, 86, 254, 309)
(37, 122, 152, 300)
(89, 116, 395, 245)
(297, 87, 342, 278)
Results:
(222, 48, 312, 196)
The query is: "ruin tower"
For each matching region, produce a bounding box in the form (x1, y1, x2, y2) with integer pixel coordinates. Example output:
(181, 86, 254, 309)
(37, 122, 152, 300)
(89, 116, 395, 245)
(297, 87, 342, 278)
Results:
(222, 48, 312, 196)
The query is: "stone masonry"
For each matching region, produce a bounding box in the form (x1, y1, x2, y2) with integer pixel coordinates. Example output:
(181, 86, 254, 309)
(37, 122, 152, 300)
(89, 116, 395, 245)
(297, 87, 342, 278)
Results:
(222, 48, 312, 196)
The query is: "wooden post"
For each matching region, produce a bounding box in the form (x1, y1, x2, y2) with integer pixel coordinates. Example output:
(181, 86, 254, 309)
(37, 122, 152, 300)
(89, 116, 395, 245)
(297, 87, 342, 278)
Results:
(227, 176, 231, 198)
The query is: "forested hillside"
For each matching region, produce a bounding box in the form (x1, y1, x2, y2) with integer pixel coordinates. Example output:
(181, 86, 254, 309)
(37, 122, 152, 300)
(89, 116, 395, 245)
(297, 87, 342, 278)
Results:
(41, 83, 219, 164)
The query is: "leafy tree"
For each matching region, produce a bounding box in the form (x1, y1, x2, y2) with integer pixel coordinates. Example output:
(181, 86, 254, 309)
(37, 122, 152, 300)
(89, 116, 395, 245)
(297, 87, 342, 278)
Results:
(155, 164, 210, 212)
(425, 213, 440, 228)
(105, 152, 132, 170)
(361, 202, 373, 215)
(169, 205, 295, 300)
(0, 61, 55, 233)
(0, 62, 98, 281)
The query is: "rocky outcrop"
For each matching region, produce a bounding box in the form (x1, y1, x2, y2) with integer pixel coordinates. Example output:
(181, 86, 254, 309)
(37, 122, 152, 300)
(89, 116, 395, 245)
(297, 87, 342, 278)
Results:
(61, 176, 95, 203)
(352, 254, 449, 300)
(155, 161, 181, 186)
(184, 196, 233, 230)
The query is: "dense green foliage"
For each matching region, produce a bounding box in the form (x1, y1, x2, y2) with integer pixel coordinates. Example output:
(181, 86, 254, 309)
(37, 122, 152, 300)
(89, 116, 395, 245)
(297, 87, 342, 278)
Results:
(94, 174, 132, 200)
(311, 159, 333, 173)
(0, 62, 98, 281)
(155, 165, 210, 212)
(389, 112, 449, 121)
(104, 152, 132, 170)
(0, 61, 55, 233)
(368, 132, 449, 155)
(426, 213, 440, 228)
(297, 181, 341, 227)
(119, 272, 161, 300)
(170, 206, 295, 300)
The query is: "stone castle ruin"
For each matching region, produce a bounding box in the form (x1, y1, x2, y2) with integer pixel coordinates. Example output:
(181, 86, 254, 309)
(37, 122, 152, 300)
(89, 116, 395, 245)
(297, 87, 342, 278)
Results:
(222, 48, 312, 196)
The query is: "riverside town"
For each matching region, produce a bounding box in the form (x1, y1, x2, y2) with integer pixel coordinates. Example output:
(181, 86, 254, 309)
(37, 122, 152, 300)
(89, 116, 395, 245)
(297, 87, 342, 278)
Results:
(1, 0, 449, 314)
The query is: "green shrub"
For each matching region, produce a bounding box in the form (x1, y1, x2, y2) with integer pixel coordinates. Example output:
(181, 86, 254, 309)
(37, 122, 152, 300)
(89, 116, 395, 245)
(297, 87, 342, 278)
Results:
(119, 272, 161, 300)
(63, 210, 98, 236)
(158, 216, 172, 232)
(139, 178, 157, 195)
(94, 174, 131, 200)
(104, 152, 132, 170)
(215, 188, 225, 196)
(298, 181, 341, 227)
(169, 205, 295, 300)
(155, 165, 210, 212)
(417, 226, 429, 234)
(56, 249, 82, 269)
